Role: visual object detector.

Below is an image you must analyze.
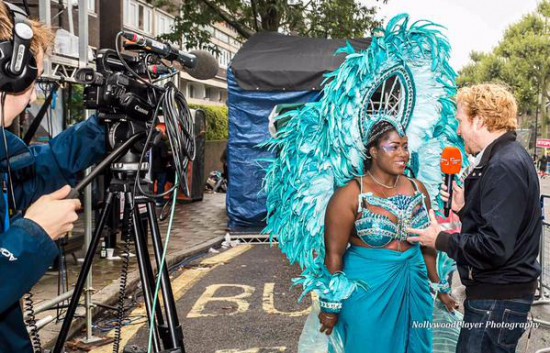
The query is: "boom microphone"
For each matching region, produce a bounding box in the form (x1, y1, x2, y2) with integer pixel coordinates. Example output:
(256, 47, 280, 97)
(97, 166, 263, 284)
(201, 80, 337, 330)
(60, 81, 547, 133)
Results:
(440, 147, 463, 217)
(121, 31, 219, 80)
(185, 50, 219, 80)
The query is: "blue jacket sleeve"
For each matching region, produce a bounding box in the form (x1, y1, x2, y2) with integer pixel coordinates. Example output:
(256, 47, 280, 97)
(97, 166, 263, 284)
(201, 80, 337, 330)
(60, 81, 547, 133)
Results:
(11, 116, 106, 209)
(0, 217, 58, 313)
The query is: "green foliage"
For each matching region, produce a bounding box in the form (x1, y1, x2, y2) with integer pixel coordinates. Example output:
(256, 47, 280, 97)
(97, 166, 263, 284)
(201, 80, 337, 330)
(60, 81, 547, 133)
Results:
(296, 0, 383, 39)
(157, 1, 219, 53)
(68, 84, 86, 124)
(153, 0, 388, 51)
(190, 104, 228, 141)
(457, 1, 550, 134)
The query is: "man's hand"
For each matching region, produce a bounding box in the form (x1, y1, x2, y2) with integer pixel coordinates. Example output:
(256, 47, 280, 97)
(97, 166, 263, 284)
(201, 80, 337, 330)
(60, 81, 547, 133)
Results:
(440, 181, 465, 214)
(406, 209, 442, 249)
(318, 312, 338, 335)
(24, 185, 81, 241)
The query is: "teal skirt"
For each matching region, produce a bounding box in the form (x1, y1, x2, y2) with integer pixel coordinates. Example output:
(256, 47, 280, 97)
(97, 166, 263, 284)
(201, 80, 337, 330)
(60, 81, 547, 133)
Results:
(330, 245, 433, 353)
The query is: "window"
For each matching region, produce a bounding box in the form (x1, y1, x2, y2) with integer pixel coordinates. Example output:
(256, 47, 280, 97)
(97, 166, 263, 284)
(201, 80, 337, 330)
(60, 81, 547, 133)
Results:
(216, 48, 231, 68)
(124, 0, 153, 34)
(156, 13, 175, 36)
(140, 7, 153, 34)
(88, 0, 96, 13)
(214, 29, 229, 43)
(204, 26, 215, 35)
(124, 0, 138, 28)
(189, 85, 195, 98)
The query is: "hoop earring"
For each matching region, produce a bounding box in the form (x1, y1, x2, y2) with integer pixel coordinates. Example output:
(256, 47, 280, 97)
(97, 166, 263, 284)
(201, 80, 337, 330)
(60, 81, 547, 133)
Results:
(366, 153, 372, 159)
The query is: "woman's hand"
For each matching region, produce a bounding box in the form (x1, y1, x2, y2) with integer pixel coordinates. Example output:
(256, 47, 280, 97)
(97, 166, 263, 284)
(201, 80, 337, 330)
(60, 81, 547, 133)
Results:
(437, 292, 459, 313)
(318, 312, 339, 335)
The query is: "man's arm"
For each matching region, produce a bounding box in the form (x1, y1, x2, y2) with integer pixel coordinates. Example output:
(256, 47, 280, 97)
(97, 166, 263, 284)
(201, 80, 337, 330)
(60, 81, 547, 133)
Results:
(11, 116, 106, 209)
(436, 163, 527, 269)
(0, 217, 58, 312)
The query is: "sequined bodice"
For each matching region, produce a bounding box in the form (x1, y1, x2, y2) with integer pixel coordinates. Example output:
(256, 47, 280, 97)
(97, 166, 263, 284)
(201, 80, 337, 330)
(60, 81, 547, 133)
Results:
(354, 178, 430, 248)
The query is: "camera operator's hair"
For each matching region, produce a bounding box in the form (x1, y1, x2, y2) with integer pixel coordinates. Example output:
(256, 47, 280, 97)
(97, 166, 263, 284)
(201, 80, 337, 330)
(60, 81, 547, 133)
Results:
(0, 0, 55, 56)
(457, 84, 518, 132)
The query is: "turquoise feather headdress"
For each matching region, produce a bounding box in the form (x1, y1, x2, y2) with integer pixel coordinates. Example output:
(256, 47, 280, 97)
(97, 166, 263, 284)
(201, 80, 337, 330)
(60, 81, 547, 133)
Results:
(262, 14, 468, 300)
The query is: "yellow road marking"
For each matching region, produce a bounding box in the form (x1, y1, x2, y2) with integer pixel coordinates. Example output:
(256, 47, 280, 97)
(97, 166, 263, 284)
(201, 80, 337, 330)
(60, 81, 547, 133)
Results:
(262, 283, 311, 317)
(187, 284, 255, 318)
(89, 245, 252, 353)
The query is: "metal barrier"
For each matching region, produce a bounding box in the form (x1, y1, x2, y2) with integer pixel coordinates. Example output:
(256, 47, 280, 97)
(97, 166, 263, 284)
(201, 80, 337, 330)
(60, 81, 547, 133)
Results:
(533, 195, 550, 353)
(538, 221, 550, 303)
(536, 195, 550, 306)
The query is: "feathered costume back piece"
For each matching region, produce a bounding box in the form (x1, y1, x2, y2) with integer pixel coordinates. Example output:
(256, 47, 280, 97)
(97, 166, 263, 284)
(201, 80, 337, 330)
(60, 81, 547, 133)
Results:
(262, 14, 467, 301)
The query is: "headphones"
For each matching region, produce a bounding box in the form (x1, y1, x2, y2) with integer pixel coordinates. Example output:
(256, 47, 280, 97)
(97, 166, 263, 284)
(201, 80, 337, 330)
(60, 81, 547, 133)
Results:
(0, 2, 37, 94)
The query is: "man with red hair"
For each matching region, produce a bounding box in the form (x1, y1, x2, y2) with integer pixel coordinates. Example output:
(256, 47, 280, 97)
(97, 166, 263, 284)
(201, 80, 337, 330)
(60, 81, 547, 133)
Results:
(408, 84, 541, 353)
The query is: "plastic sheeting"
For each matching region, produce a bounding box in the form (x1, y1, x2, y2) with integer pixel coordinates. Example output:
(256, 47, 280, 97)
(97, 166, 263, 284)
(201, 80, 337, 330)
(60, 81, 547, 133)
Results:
(226, 69, 321, 231)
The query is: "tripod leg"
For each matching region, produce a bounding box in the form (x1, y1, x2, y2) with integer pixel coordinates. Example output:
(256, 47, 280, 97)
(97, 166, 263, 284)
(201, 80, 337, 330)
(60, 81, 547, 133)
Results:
(52, 192, 115, 353)
(126, 192, 165, 351)
(146, 201, 185, 351)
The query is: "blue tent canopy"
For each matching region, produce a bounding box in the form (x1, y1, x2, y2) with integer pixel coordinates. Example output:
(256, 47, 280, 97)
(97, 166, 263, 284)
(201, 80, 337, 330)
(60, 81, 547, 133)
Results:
(226, 32, 371, 231)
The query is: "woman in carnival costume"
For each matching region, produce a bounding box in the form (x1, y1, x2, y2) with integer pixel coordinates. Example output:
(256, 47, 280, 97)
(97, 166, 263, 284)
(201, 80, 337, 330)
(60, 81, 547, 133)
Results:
(262, 14, 466, 353)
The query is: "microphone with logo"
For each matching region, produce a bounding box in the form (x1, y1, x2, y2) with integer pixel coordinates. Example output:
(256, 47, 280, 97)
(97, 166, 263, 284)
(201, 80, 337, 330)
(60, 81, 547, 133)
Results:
(440, 147, 463, 217)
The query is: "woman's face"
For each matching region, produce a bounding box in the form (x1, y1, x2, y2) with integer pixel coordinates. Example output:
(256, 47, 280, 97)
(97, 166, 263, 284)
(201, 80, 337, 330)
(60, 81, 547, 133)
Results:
(370, 130, 409, 174)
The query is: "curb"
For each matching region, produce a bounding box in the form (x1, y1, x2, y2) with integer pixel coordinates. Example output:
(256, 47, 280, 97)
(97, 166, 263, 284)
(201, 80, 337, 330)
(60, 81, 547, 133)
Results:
(43, 235, 225, 349)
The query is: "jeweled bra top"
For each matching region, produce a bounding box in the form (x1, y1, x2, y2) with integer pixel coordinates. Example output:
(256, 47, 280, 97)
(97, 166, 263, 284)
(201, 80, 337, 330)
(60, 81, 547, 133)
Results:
(355, 176, 430, 248)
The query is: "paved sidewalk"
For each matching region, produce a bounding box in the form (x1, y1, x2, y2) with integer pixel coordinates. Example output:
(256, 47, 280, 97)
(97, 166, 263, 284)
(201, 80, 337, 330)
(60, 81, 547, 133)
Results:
(29, 192, 228, 349)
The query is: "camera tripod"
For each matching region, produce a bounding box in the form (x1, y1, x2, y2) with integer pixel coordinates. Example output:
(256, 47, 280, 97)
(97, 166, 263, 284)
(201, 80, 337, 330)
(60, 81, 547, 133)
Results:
(52, 132, 185, 353)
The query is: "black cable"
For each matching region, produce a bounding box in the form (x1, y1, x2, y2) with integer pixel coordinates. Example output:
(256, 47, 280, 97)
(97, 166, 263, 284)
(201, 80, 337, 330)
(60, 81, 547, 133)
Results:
(152, 70, 179, 84)
(163, 83, 195, 195)
(134, 82, 195, 200)
(112, 215, 132, 353)
(130, 95, 165, 209)
(145, 54, 158, 104)
(56, 238, 69, 323)
(24, 292, 43, 353)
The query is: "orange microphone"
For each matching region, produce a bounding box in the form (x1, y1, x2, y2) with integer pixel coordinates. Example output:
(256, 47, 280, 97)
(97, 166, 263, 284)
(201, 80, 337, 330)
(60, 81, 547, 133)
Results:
(440, 147, 463, 217)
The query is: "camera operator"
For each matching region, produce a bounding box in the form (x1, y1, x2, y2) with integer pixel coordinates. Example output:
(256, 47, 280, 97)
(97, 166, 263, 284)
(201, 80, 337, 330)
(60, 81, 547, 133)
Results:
(0, 1, 106, 351)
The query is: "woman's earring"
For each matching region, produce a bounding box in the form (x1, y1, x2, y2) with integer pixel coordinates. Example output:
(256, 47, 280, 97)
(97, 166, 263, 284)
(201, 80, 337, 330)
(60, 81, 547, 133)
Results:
(366, 153, 372, 159)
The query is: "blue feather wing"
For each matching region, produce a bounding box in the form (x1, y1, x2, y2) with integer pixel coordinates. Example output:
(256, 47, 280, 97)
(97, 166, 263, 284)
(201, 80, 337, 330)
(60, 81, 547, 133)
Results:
(263, 14, 467, 298)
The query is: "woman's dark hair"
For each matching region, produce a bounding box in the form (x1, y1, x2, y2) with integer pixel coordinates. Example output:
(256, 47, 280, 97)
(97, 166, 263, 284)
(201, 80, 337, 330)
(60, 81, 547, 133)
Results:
(364, 121, 397, 170)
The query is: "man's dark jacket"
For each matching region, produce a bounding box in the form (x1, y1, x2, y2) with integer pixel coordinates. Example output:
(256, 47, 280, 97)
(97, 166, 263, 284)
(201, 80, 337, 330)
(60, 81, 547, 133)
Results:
(0, 116, 105, 353)
(436, 131, 541, 300)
